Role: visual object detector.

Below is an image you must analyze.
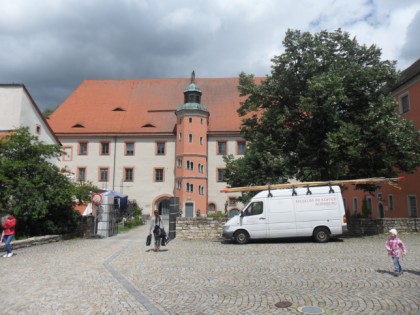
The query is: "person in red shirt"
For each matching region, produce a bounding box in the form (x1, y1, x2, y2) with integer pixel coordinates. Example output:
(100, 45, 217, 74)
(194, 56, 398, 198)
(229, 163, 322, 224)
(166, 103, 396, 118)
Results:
(2, 211, 16, 258)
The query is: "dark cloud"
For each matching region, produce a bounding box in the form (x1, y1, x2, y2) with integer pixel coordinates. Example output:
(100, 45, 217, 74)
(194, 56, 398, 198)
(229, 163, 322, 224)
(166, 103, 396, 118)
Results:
(0, 1, 418, 111)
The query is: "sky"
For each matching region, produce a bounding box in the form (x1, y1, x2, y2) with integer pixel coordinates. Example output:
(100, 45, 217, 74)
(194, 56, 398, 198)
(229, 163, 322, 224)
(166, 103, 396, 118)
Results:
(0, 0, 419, 111)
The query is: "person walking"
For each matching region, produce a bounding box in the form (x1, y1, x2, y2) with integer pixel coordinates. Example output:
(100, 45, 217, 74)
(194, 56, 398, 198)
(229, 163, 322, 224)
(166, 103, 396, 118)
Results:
(385, 228, 407, 276)
(2, 211, 16, 258)
(149, 210, 164, 252)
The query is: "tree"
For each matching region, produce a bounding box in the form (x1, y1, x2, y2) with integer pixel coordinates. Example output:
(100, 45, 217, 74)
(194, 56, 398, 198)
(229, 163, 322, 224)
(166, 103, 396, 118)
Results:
(42, 108, 55, 119)
(0, 127, 82, 236)
(227, 29, 420, 189)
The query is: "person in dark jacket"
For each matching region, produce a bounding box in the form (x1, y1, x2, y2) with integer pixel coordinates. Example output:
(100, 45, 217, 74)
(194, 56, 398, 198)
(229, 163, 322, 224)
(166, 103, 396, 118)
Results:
(149, 210, 164, 252)
(2, 211, 16, 258)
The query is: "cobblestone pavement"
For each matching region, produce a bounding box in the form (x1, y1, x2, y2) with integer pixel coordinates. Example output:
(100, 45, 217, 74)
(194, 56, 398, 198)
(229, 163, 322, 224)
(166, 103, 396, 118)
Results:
(0, 224, 419, 315)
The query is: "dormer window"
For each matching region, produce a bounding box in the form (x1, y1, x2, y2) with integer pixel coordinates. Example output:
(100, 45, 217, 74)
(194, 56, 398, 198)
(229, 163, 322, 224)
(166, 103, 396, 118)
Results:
(113, 107, 125, 112)
(72, 123, 85, 128)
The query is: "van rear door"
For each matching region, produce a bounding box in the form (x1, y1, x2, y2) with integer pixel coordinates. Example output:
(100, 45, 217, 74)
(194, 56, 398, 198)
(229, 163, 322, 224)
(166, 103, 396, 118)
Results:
(266, 198, 297, 238)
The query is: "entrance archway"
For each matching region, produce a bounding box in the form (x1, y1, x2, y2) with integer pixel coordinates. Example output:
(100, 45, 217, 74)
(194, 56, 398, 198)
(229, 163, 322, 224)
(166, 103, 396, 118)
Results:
(158, 199, 170, 216)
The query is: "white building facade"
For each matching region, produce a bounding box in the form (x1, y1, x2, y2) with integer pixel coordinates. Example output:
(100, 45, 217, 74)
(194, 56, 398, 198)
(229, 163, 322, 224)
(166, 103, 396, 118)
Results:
(49, 76, 249, 217)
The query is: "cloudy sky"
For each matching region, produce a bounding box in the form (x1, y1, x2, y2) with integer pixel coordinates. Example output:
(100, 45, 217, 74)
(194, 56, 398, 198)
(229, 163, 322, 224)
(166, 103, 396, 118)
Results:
(1, 0, 419, 111)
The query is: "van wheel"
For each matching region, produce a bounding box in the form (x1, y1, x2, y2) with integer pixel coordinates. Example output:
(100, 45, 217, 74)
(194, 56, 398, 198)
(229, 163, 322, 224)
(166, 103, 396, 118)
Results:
(313, 228, 330, 243)
(234, 230, 249, 244)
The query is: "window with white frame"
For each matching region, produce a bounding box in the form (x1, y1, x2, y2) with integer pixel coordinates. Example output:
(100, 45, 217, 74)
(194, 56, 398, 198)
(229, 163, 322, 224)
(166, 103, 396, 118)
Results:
(186, 182, 194, 192)
(79, 142, 88, 155)
(100, 142, 110, 155)
(217, 169, 226, 182)
(99, 168, 109, 182)
(125, 142, 134, 156)
(124, 168, 134, 181)
(155, 168, 164, 182)
(156, 142, 165, 155)
(78, 167, 86, 181)
(237, 141, 246, 155)
(217, 141, 227, 155)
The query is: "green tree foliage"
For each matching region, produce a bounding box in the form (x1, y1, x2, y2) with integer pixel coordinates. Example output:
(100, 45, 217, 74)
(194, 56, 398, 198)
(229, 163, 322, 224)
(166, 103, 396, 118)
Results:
(0, 127, 81, 236)
(42, 108, 55, 119)
(228, 29, 420, 189)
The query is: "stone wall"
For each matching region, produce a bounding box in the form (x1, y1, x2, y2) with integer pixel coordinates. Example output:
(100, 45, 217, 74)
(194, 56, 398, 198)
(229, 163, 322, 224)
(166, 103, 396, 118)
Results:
(175, 217, 419, 239)
(176, 217, 228, 240)
(347, 218, 420, 236)
(0, 235, 61, 251)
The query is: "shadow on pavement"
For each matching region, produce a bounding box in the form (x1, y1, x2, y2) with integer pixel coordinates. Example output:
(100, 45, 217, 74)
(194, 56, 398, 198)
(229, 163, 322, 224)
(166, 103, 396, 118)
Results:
(220, 237, 345, 245)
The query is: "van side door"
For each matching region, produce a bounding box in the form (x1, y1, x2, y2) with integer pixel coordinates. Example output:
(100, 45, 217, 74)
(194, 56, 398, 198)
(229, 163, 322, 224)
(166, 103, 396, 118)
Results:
(266, 198, 297, 238)
(240, 201, 267, 239)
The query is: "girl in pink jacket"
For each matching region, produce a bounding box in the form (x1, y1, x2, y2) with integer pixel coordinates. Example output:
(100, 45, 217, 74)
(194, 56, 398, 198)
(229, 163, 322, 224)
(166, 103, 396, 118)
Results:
(385, 229, 407, 276)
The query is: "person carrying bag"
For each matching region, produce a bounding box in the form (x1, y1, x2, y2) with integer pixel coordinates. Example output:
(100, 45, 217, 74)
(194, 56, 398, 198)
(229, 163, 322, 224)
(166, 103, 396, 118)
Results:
(149, 210, 165, 252)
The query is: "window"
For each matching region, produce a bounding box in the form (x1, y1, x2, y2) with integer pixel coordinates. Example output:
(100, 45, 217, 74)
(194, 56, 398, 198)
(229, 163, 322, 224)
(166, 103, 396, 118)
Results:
(229, 197, 237, 206)
(367, 197, 372, 213)
(208, 203, 216, 213)
(177, 180, 181, 190)
(400, 94, 410, 114)
(388, 195, 394, 210)
(237, 141, 246, 155)
(155, 168, 164, 182)
(200, 137, 203, 145)
(36, 124, 41, 135)
(217, 169, 226, 182)
(179, 132, 182, 141)
(217, 141, 227, 155)
(199, 185, 204, 195)
(101, 142, 110, 155)
(186, 161, 194, 170)
(243, 201, 263, 216)
(79, 142, 88, 155)
(99, 168, 109, 182)
(189, 134, 193, 143)
(125, 142, 134, 156)
(177, 159, 182, 168)
(408, 196, 418, 217)
(124, 168, 134, 182)
(189, 117, 192, 123)
(352, 197, 358, 214)
(156, 142, 165, 155)
(201, 118, 203, 124)
(63, 147, 72, 161)
(78, 167, 86, 181)
(186, 183, 194, 192)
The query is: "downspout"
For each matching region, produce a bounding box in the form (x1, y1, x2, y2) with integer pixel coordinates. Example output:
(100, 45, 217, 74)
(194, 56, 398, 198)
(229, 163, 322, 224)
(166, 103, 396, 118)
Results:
(112, 136, 117, 191)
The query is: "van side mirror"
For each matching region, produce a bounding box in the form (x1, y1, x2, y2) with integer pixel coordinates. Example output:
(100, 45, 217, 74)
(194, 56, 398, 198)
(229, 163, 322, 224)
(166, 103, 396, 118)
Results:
(240, 211, 245, 217)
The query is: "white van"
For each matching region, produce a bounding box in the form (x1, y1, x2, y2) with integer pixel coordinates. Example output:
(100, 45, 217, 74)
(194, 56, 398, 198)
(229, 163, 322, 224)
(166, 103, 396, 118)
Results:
(222, 185, 348, 244)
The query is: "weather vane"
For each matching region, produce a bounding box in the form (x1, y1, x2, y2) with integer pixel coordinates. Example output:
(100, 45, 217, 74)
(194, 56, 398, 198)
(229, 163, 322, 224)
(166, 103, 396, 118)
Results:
(191, 70, 195, 83)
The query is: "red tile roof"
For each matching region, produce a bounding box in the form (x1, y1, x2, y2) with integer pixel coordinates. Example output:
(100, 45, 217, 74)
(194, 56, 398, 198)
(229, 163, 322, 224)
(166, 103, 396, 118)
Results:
(49, 78, 262, 136)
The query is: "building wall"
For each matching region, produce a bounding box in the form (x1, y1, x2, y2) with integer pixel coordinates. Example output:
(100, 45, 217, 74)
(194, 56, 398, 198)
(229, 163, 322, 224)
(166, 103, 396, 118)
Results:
(57, 134, 243, 216)
(342, 73, 420, 219)
(0, 85, 59, 146)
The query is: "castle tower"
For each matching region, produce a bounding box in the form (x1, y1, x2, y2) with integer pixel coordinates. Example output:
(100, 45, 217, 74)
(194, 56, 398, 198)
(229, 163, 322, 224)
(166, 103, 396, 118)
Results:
(175, 72, 209, 217)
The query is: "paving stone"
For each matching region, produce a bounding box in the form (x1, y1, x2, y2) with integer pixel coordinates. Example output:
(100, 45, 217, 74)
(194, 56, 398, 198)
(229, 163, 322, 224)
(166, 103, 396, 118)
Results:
(0, 226, 419, 314)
